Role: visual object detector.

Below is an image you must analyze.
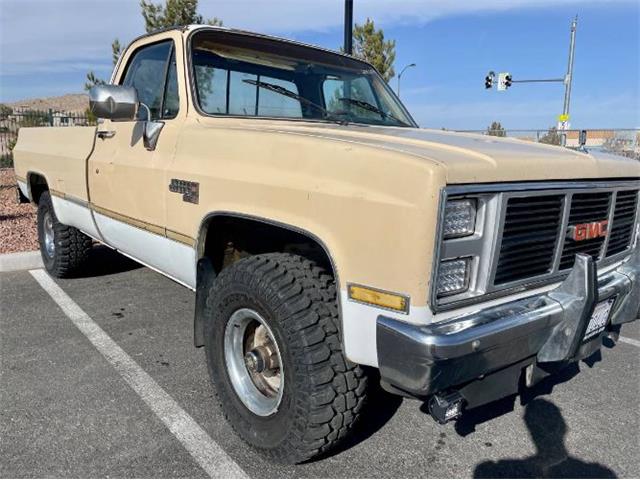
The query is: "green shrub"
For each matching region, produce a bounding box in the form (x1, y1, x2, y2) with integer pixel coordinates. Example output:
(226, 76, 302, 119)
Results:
(0, 152, 13, 168)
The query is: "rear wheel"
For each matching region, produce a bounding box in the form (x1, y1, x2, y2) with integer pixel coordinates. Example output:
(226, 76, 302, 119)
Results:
(37, 191, 92, 277)
(204, 253, 368, 463)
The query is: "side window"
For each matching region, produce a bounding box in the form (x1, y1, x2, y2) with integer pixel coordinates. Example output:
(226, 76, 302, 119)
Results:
(121, 41, 178, 120)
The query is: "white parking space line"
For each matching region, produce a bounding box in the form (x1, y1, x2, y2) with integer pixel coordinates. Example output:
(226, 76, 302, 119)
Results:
(619, 336, 640, 348)
(29, 269, 247, 479)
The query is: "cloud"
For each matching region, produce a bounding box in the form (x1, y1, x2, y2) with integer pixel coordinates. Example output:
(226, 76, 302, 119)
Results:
(0, 0, 636, 107)
(201, 0, 635, 33)
(0, 0, 139, 79)
(1, 0, 634, 77)
(1, 60, 112, 76)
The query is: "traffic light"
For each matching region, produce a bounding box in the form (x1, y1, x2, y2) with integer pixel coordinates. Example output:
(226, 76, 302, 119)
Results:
(497, 72, 511, 91)
(484, 71, 495, 89)
(505, 74, 512, 88)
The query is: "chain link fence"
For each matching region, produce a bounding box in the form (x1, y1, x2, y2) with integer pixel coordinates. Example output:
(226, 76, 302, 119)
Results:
(1, 108, 638, 167)
(0, 108, 96, 167)
(459, 128, 640, 161)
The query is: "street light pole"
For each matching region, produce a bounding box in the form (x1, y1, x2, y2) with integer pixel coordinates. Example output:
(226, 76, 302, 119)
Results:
(397, 63, 416, 99)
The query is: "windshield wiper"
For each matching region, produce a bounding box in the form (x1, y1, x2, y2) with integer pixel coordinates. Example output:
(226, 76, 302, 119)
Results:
(338, 97, 411, 127)
(242, 79, 348, 125)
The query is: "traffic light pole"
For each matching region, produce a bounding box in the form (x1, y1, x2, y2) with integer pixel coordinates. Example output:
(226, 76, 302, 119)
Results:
(484, 16, 578, 146)
(510, 78, 565, 83)
(561, 16, 578, 145)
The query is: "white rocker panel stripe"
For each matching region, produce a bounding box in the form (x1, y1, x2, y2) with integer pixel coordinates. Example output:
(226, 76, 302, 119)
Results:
(50, 194, 102, 240)
(93, 212, 197, 288)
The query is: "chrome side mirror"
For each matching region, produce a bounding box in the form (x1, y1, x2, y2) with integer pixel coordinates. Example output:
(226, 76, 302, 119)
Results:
(89, 85, 138, 121)
(89, 85, 164, 151)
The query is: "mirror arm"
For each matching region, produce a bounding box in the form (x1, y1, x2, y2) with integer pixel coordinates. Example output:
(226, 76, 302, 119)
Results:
(139, 102, 151, 121)
(138, 102, 164, 151)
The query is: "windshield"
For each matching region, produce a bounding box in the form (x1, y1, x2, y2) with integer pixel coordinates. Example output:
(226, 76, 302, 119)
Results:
(190, 30, 416, 127)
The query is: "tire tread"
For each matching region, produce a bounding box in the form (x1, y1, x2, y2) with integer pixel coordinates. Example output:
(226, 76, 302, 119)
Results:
(38, 191, 92, 278)
(207, 253, 367, 463)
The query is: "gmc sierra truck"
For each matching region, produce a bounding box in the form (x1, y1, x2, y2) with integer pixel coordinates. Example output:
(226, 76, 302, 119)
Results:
(13, 25, 640, 464)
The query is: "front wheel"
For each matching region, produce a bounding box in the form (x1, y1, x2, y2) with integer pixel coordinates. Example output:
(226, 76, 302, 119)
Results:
(204, 253, 368, 464)
(37, 191, 92, 277)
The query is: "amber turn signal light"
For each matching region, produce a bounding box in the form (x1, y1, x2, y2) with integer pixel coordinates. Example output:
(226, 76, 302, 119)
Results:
(347, 284, 409, 314)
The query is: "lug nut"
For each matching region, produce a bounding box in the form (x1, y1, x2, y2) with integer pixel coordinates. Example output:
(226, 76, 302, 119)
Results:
(244, 350, 266, 373)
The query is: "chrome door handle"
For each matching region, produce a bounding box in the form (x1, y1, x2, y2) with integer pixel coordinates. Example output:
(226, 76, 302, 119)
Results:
(97, 130, 116, 139)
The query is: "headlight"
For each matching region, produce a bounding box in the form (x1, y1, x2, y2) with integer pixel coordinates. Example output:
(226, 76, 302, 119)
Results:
(436, 257, 471, 297)
(443, 199, 476, 238)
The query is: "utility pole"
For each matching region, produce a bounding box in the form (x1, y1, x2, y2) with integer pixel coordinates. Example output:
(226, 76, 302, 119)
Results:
(344, 0, 353, 55)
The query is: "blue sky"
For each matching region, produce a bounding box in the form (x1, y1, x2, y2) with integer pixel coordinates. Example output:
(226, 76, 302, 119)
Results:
(0, 0, 638, 130)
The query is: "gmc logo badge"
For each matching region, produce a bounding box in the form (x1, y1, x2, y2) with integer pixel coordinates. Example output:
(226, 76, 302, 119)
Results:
(567, 220, 608, 241)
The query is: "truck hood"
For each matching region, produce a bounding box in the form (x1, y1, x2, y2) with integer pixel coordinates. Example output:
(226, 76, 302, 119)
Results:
(235, 121, 639, 184)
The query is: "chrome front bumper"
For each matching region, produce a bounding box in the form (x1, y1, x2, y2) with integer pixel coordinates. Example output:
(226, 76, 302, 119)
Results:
(377, 248, 640, 402)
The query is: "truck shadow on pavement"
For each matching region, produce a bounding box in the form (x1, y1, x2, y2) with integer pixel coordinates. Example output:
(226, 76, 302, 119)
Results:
(472, 398, 616, 478)
(424, 353, 617, 478)
(78, 245, 143, 277)
(450, 349, 609, 437)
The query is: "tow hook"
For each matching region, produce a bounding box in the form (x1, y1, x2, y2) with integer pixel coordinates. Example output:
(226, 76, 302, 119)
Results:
(606, 330, 620, 343)
(428, 391, 465, 424)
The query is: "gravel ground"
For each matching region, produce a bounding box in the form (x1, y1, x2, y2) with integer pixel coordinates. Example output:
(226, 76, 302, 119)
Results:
(0, 168, 38, 254)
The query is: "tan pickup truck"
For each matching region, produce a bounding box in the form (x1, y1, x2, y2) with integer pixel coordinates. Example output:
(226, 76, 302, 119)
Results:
(14, 25, 640, 463)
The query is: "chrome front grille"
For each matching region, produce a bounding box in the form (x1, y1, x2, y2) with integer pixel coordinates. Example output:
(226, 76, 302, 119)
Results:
(494, 195, 564, 284)
(493, 185, 639, 288)
(435, 180, 640, 311)
(607, 190, 639, 256)
(559, 191, 612, 270)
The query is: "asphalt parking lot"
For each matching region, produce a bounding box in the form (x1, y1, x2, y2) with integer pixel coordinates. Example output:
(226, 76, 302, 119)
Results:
(1, 247, 639, 478)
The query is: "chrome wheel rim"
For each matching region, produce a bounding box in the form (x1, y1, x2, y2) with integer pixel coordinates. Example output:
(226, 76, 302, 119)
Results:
(224, 308, 284, 416)
(43, 211, 55, 258)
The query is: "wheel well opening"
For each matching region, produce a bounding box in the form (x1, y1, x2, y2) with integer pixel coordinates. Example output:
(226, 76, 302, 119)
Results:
(28, 173, 48, 204)
(201, 215, 334, 277)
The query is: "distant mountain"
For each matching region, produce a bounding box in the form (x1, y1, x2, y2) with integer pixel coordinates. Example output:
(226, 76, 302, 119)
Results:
(7, 94, 89, 113)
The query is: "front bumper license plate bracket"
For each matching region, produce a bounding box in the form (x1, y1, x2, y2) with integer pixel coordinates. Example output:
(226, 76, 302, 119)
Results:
(583, 297, 616, 341)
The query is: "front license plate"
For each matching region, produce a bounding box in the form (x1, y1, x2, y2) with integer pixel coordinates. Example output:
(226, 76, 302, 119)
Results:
(583, 297, 616, 341)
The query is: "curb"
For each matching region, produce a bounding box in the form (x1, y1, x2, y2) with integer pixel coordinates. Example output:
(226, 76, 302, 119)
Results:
(0, 250, 43, 272)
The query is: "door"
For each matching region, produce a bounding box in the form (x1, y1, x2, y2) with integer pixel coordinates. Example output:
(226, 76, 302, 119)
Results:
(88, 38, 187, 280)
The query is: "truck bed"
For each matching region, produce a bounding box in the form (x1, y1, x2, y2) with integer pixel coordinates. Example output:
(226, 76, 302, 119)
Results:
(14, 126, 97, 202)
